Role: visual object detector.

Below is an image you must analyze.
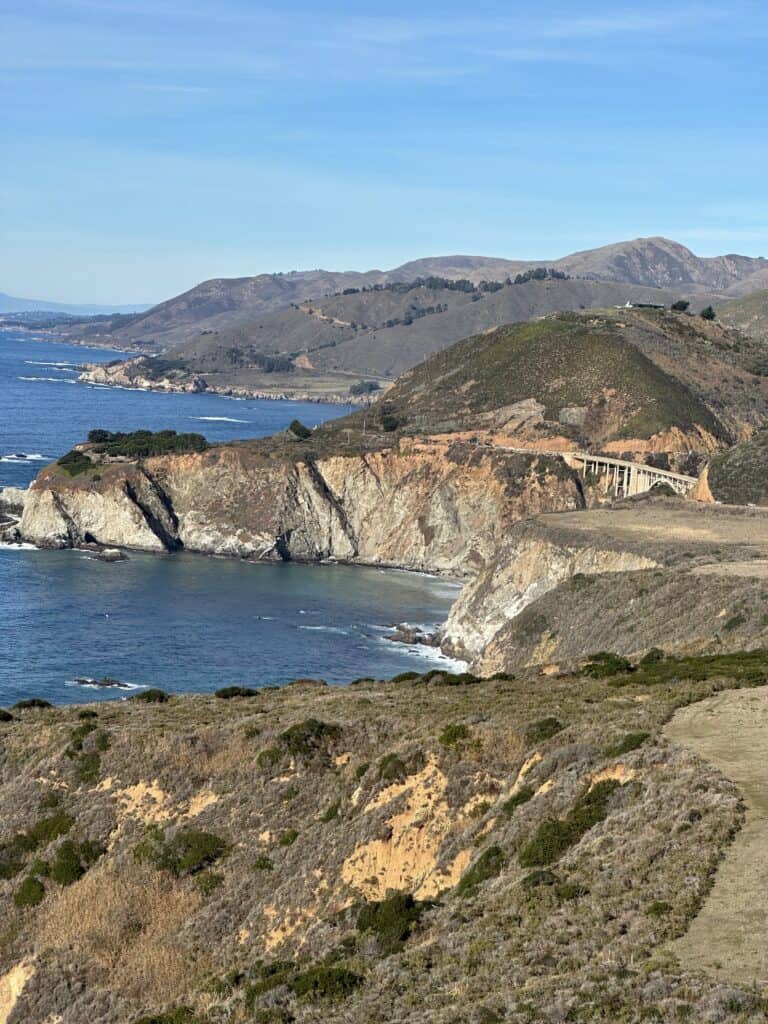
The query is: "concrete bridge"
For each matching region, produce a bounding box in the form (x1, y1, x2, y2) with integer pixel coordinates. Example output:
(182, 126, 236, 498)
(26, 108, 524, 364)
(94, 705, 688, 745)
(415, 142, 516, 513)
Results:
(486, 444, 699, 498)
(564, 451, 698, 498)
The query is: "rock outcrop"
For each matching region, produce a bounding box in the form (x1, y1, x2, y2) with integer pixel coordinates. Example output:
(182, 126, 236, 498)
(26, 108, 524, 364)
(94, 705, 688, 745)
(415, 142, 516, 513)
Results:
(19, 441, 588, 576)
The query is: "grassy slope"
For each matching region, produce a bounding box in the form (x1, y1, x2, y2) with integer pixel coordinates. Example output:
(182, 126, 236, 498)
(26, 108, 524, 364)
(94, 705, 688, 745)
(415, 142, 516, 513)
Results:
(708, 429, 768, 504)
(372, 312, 726, 442)
(720, 289, 768, 344)
(2, 658, 768, 1023)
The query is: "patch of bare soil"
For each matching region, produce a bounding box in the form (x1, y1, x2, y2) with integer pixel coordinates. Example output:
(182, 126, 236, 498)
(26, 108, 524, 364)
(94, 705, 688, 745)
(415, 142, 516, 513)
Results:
(664, 687, 768, 986)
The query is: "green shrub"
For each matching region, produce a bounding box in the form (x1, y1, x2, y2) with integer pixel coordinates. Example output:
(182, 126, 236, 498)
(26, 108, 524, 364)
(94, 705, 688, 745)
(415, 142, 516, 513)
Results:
(390, 671, 420, 683)
(0, 709, 13, 723)
(257, 747, 281, 769)
(14, 875, 45, 908)
(288, 419, 311, 440)
(78, 708, 98, 720)
(289, 966, 361, 1001)
(133, 1009, 202, 1024)
(29, 858, 50, 877)
(556, 881, 589, 901)
(524, 717, 563, 744)
(723, 613, 747, 632)
(26, 812, 74, 849)
(700, 305, 716, 321)
(457, 845, 505, 896)
(321, 799, 341, 823)
(519, 780, 622, 867)
(439, 722, 470, 747)
(69, 720, 97, 750)
(215, 686, 259, 699)
(501, 785, 534, 816)
(581, 652, 634, 679)
(253, 854, 274, 871)
(279, 829, 299, 847)
(195, 870, 225, 895)
(13, 697, 53, 710)
(521, 869, 559, 889)
(50, 840, 86, 886)
(377, 752, 408, 783)
(646, 900, 672, 917)
(355, 762, 370, 779)
(73, 751, 101, 784)
(603, 732, 650, 758)
(639, 647, 665, 665)
(58, 449, 93, 476)
(133, 688, 170, 704)
(135, 827, 228, 877)
(90, 428, 209, 459)
(278, 719, 341, 758)
(357, 890, 427, 954)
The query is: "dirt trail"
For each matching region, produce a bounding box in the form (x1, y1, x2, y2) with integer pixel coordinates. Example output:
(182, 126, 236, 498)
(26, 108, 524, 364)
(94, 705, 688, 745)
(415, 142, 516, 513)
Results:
(664, 687, 768, 985)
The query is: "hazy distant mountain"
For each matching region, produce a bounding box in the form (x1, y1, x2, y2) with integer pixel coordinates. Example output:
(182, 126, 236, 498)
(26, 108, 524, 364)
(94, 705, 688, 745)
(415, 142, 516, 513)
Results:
(0, 292, 148, 316)
(60, 237, 768, 353)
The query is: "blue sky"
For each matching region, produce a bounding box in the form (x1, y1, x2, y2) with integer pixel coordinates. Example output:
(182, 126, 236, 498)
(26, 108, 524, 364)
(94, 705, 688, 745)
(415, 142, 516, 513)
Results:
(1, 1, 767, 304)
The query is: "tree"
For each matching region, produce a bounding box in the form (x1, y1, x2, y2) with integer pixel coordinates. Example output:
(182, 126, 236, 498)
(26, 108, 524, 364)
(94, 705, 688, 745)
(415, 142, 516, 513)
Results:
(289, 419, 311, 440)
(671, 300, 690, 312)
(700, 306, 717, 321)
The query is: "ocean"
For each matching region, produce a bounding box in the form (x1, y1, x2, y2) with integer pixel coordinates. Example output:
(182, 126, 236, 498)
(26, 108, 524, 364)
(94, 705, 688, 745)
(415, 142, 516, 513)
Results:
(0, 330, 464, 704)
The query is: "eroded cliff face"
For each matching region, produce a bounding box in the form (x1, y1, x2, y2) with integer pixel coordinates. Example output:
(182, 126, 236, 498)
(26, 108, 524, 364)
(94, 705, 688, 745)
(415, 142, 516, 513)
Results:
(442, 527, 659, 664)
(20, 441, 587, 576)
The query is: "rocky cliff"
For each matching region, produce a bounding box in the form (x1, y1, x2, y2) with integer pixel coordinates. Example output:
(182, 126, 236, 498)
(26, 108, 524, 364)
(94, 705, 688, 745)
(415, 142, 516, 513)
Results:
(444, 498, 768, 672)
(19, 441, 587, 577)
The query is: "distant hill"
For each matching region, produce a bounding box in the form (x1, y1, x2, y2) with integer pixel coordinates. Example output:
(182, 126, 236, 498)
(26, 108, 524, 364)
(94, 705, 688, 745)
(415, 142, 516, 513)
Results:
(59, 237, 768, 355)
(719, 289, 768, 343)
(0, 292, 148, 316)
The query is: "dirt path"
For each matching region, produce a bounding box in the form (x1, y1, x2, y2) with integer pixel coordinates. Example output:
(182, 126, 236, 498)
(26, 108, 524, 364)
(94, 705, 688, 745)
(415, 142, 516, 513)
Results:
(664, 687, 768, 985)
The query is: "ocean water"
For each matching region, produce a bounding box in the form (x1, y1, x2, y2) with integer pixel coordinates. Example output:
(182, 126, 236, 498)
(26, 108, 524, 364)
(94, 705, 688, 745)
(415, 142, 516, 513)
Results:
(0, 330, 463, 704)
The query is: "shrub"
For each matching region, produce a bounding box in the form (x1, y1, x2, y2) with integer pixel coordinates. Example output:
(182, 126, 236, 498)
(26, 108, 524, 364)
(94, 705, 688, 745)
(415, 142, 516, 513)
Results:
(379, 414, 400, 432)
(26, 812, 75, 849)
(58, 449, 93, 476)
(357, 890, 427, 954)
(133, 688, 170, 704)
(279, 829, 299, 847)
(49, 840, 86, 886)
(377, 752, 408, 783)
(581, 652, 634, 678)
(639, 647, 665, 665)
(135, 827, 228, 877)
(288, 419, 311, 440)
(133, 1010, 202, 1024)
(215, 686, 259, 699)
(521, 869, 559, 889)
(78, 708, 98, 720)
(671, 300, 690, 312)
(257, 747, 281, 769)
(90, 429, 208, 458)
(524, 717, 563, 744)
(457, 846, 505, 896)
(700, 305, 716, 321)
(603, 731, 650, 758)
(289, 966, 361, 1001)
(519, 779, 622, 867)
(13, 697, 53, 710)
(439, 722, 470, 747)
(14, 874, 45, 908)
(73, 751, 101, 784)
(355, 762, 370, 779)
(253, 854, 274, 871)
(0, 709, 13, 723)
(195, 870, 224, 895)
(501, 785, 534, 816)
(278, 719, 341, 758)
(321, 799, 340, 822)
(390, 671, 420, 683)
(646, 900, 672, 917)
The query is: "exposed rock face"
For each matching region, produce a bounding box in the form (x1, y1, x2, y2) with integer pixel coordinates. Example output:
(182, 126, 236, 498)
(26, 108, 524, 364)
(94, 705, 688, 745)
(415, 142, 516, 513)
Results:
(0, 486, 27, 512)
(443, 500, 768, 671)
(20, 442, 587, 575)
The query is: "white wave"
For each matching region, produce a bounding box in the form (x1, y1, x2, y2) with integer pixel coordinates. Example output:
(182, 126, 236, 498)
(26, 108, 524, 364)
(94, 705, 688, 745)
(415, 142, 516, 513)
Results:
(374, 634, 468, 673)
(18, 375, 77, 384)
(25, 360, 79, 370)
(64, 678, 148, 691)
(191, 416, 250, 424)
(0, 541, 37, 551)
(298, 625, 350, 635)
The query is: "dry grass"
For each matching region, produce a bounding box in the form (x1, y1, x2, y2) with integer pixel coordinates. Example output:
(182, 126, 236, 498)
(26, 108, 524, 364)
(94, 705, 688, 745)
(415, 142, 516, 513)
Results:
(38, 859, 205, 1008)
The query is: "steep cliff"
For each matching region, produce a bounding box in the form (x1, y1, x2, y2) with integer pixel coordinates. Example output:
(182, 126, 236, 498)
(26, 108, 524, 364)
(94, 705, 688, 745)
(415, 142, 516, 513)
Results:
(20, 441, 587, 576)
(443, 498, 768, 671)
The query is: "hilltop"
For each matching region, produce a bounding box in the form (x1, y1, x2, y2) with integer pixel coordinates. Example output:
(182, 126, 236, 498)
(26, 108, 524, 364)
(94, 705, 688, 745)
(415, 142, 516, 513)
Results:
(60, 237, 767, 366)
